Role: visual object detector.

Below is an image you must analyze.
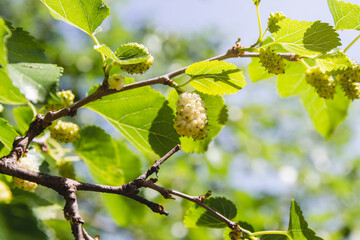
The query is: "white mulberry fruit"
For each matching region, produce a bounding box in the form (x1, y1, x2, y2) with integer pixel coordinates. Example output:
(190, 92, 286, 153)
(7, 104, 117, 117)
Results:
(120, 56, 154, 75)
(259, 48, 285, 75)
(268, 12, 286, 33)
(46, 90, 75, 111)
(108, 74, 125, 90)
(50, 120, 80, 143)
(305, 67, 335, 99)
(174, 92, 208, 140)
(13, 157, 39, 192)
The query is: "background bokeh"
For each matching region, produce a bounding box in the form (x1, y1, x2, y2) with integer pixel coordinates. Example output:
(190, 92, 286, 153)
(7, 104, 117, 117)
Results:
(0, 0, 360, 239)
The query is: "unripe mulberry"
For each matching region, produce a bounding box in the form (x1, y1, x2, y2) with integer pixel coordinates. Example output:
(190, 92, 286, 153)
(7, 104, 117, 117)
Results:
(56, 160, 75, 179)
(116, 42, 154, 74)
(337, 65, 360, 100)
(174, 92, 208, 140)
(305, 67, 335, 99)
(108, 74, 125, 90)
(120, 56, 154, 75)
(50, 120, 80, 143)
(0, 180, 12, 203)
(268, 12, 286, 33)
(13, 157, 39, 192)
(46, 90, 75, 111)
(259, 48, 285, 74)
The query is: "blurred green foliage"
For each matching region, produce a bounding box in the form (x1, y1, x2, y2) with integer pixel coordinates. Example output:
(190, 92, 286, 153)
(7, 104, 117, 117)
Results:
(0, 1, 359, 240)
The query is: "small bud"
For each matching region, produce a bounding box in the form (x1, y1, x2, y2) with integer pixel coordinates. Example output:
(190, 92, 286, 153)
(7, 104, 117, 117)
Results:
(108, 74, 125, 90)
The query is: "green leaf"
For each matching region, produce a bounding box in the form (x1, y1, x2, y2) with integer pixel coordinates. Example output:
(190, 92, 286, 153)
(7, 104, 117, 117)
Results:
(301, 85, 350, 139)
(0, 204, 47, 240)
(42, 219, 74, 240)
(0, 18, 11, 68)
(328, 0, 360, 30)
(184, 197, 237, 228)
(276, 61, 308, 97)
(0, 68, 26, 104)
(272, 19, 341, 57)
(168, 90, 228, 153)
(248, 58, 273, 82)
(13, 106, 34, 135)
(6, 63, 63, 103)
(238, 221, 255, 232)
(74, 126, 141, 185)
(85, 80, 180, 158)
(115, 43, 151, 65)
(288, 200, 323, 240)
(185, 60, 246, 95)
(6, 22, 48, 63)
(0, 118, 19, 153)
(94, 44, 150, 65)
(315, 50, 353, 74)
(40, 0, 110, 36)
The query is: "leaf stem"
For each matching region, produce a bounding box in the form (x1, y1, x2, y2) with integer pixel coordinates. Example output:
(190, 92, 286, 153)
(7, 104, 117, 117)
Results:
(91, 34, 105, 61)
(343, 33, 360, 53)
(253, 230, 290, 238)
(300, 59, 310, 69)
(256, 4, 262, 42)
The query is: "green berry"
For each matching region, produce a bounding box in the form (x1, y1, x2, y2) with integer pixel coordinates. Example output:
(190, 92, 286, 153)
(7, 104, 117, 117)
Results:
(268, 12, 286, 33)
(56, 160, 76, 179)
(259, 48, 285, 75)
(46, 90, 75, 111)
(50, 120, 80, 143)
(108, 74, 125, 90)
(13, 157, 39, 192)
(0, 180, 12, 203)
(120, 56, 154, 75)
(337, 65, 360, 100)
(305, 67, 335, 99)
(174, 92, 208, 140)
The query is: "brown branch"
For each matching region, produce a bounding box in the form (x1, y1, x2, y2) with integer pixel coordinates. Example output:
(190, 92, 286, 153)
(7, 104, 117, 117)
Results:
(142, 180, 254, 237)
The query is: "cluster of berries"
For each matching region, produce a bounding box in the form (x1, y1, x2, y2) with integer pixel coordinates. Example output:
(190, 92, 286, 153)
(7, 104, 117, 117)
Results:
(46, 90, 75, 111)
(116, 42, 154, 75)
(305, 67, 335, 99)
(13, 157, 39, 192)
(174, 92, 208, 140)
(259, 48, 285, 75)
(49, 120, 80, 143)
(337, 65, 360, 100)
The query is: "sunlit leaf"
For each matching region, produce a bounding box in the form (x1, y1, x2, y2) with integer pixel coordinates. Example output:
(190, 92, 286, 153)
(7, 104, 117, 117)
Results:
(115, 43, 151, 65)
(248, 58, 273, 82)
(272, 19, 341, 57)
(85, 80, 180, 158)
(0, 69, 26, 104)
(328, 0, 360, 30)
(6, 63, 63, 103)
(186, 60, 246, 95)
(40, 0, 110, 36)
(0, 18, 11, 68)
(288, 200, 324, 240)
(276, 61, 308, 97)
(316, 50, 353, 74)
(301, 85, 350, 139)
